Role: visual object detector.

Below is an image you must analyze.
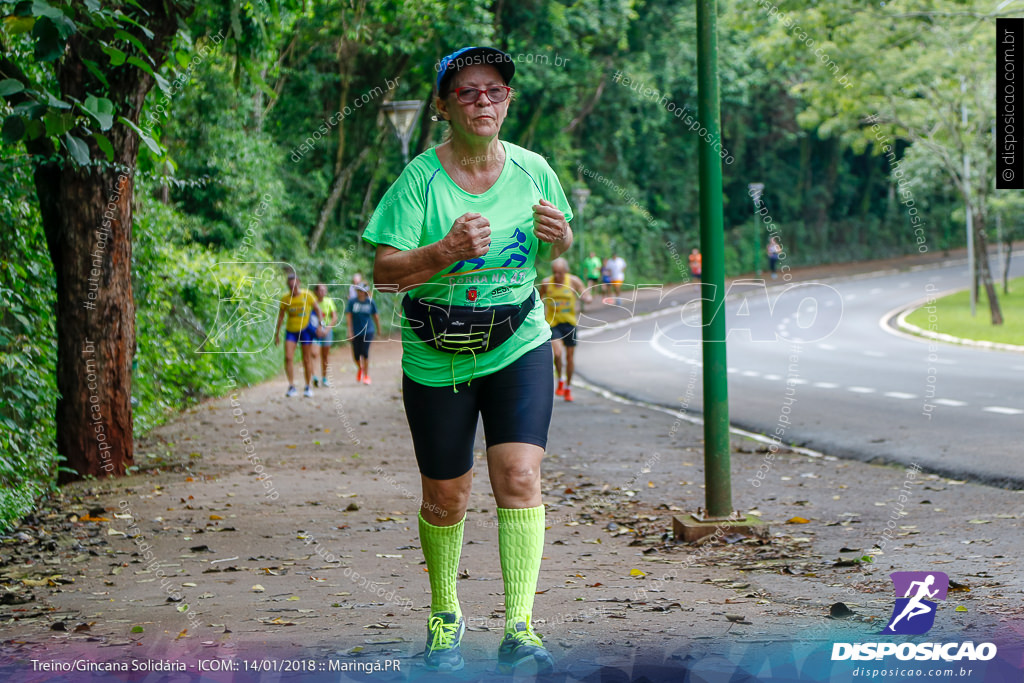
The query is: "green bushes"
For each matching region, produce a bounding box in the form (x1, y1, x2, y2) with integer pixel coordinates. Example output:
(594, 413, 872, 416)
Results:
(0, 168, 61, 531)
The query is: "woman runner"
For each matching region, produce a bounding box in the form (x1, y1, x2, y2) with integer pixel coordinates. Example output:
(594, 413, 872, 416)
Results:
(363, 46, 573, 674)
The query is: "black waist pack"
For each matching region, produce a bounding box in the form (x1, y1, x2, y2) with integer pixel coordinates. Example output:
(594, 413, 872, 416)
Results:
(402, 291, 536, 354)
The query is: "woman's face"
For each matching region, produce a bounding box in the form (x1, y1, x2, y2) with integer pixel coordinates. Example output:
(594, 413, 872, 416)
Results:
(437, 64, 509, 142)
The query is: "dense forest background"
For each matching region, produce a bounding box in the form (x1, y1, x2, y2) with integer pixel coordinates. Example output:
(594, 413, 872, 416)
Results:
(1, 0, 1019, 528)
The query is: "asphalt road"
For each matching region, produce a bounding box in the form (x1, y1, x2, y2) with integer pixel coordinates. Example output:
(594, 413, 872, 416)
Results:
(575, 256, 1024, 488)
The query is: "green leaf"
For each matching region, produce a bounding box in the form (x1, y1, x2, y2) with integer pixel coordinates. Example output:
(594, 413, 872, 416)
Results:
(31, 0, 62, 19)
(44, 111, 75, 136)
(126, 55, 155, 78)
(64, 134, 90, 166)
(81, 58, 110, 88)
(84, 0, 101, 11)
(0, 79, 25, 97)
(113, 29, 149, 58)
(2, 116, 26, 144)
(117, 115, 161, 155)
(101, 44, 127, 66)
(131, 625, 144, 633)
(44, 91, 71, 109)
(31, 16, 65, 62)
(92, 132, 113, 161)
(25, 119, 45, 140)
(3, 16, 36, 35)
(113, 10, 155, 40)
(82, 95, 114, 131)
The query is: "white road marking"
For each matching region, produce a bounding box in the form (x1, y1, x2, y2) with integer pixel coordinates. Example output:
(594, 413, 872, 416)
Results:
(845, 294, 857, 301)
(741, 370, 760, 377)
(813, 382, 839, 389)
(863, 350, 886, 357)
(819, 343, 836, 351)
(933, 399, 967, 407)
(983, 406, 1023, 415)
(869, 288, 884, 295)
(762, 374, 782, 381)
(849, 386, 877, 393)
(727, 367, 738, 373)
(884, 392, 916, 399)
(788, 378, 809, 385)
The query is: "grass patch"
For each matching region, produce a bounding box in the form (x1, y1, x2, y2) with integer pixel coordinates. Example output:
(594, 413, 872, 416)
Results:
(906, 277, 1024, 346)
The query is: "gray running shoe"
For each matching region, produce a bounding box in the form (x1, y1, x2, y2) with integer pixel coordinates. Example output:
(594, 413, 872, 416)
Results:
(423, 612, 465, 672)
(497, 621, 554, 675)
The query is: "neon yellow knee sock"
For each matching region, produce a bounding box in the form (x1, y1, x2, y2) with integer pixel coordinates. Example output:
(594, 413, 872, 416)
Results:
(497, 505, 545, 632)
(418, 512, 464, 618)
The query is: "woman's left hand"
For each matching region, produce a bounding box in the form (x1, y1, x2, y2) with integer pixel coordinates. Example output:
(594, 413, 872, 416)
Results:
(532, 198, 571, 245)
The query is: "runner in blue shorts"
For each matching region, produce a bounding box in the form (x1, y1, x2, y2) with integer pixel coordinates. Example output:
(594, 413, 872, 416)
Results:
(273, 272, 323, 398)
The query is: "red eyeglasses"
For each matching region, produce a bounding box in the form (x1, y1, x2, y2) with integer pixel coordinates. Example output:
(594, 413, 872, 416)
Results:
(452, 85, 512, 104)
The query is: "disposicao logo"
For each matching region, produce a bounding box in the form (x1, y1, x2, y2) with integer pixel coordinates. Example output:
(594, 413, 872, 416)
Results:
(831, 571, 997, 662)
(882, 571, 947, 635)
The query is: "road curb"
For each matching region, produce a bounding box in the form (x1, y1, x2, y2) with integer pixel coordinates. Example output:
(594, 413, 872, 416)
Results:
(882, 290, 1024, 355)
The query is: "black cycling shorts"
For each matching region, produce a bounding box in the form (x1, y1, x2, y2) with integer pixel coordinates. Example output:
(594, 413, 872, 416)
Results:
(352, 333, 373, 360)
(402, 342, 554, 480)
(550, 323, 577, 347)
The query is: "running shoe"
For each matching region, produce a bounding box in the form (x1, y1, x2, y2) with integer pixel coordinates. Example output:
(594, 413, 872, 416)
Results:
(497, 621, 554, 675)
(285, 386, 298, 398)
(356, 368, 363, 383)
(362, 374, 371, 385)
(423, 612, 465, 672)
(555, 379, 565, 396)
(312, 376, 320, 387)
(303, 386, 314, 398)
(563, 388, 574, 402)
(321, 377, 331, 387)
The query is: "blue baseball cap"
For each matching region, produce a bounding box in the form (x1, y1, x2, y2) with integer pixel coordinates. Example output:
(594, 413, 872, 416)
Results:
(435, 46, 515, 95)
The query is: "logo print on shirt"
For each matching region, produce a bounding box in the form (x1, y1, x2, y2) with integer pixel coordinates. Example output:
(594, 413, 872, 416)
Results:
(498, 228, 530, 268)
(467, 288, 478, 302)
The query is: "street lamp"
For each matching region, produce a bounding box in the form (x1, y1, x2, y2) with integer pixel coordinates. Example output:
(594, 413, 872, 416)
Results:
(748, 182, 765, 277)
(380, 100, 423, 165)
(571, 186, 591, 270)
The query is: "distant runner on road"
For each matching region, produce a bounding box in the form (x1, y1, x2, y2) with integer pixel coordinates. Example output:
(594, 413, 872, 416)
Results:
(345, 284, 380, 385)
(607, 252, 626, 304)
(583, 251, 602, 291)
(273, 272, 323, 398)
(539, 258, 590, 402)
(313, 284, 338, 387)
(689, 248, 702, 282)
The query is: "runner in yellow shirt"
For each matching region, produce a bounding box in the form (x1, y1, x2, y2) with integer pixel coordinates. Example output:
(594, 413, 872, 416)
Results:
(273, 272, 323, 398)
(539, 258, 590, 402)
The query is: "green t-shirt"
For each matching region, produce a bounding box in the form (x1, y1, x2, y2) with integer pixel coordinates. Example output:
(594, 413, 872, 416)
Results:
(319, 297, 338, 326)
(363, 140, 573, 387)
(583, 255, 602, 280)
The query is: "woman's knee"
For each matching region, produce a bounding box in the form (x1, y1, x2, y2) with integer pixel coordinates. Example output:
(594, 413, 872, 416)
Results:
(494, 462, 540, 499)
(422, 477, 472, 514)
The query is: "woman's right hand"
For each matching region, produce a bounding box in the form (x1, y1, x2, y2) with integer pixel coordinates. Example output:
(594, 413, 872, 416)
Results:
(440, 212, 491, 262)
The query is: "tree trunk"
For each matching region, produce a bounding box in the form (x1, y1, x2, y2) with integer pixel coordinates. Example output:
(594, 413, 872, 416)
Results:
(13, 7, 186, 483)
(1004, 238, 1013, 295)
(38, 160, 137, 484)
(308, 144, 372, 252)
(972, 214, 1003, 326)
